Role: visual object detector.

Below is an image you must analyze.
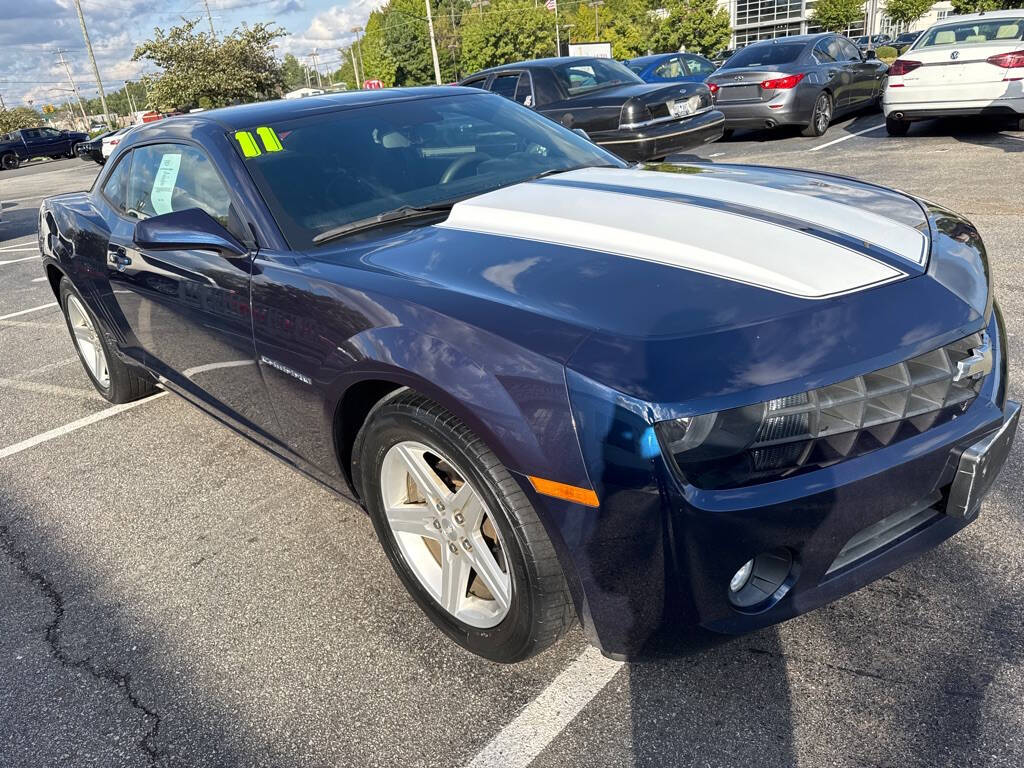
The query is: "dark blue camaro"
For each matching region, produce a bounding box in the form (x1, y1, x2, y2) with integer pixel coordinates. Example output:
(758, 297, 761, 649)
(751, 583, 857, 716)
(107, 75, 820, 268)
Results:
(39, 88, 1019, 662)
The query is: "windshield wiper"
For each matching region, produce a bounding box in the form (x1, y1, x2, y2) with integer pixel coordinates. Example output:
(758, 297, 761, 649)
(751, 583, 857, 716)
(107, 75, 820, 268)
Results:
(312, 201, 456, 245)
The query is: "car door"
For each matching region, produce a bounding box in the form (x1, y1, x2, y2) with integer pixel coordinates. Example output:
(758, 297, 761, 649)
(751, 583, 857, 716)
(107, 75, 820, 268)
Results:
(823, 37, 856, 108)
(838, 37, 880, 107)
(38, 127, 68, 155)
(18, 128, 43, 157)
(811, 39, 843, 102)
(105, 140, 281, 436)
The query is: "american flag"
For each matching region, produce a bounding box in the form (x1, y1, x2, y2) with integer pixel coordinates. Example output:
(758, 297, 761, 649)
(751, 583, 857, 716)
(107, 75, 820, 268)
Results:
(545, 0, 557, 10)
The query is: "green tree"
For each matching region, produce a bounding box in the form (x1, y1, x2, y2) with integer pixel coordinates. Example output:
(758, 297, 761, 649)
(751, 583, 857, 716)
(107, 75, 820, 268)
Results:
(133, 19, 287, 111)
(883, 0, 936, 28)
(282, 53, 306, 90)
(654, 0, 731, 56)
(460, 0, 555, 74)
(360, 8, 398, 86)
(0, 107, 43, 133)
(811, 0, 865, 33)
(566, 0, 663, 59)
(951, 0, 1022, 12)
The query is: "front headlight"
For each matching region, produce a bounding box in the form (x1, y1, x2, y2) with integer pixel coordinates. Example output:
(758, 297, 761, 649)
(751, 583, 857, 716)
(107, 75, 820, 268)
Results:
(657, 333, 988, 490)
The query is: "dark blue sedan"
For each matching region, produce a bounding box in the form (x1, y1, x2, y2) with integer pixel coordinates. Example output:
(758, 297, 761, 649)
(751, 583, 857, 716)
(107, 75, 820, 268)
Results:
(38, 87, 1019, 662)
(624, 52, 718, 83)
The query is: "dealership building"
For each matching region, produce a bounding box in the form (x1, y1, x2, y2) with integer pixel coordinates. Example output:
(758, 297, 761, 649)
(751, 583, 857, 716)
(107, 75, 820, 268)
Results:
(718, 0, 956, 47)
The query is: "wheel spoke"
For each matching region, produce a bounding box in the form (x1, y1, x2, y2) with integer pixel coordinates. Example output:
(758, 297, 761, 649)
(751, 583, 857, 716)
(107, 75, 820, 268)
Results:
(450, 483, 486, 531)
(396, 444, 446, 507)
(440, 545, 472, 615)
(468, 537, 511, 612)
(385, 502, 438, 538)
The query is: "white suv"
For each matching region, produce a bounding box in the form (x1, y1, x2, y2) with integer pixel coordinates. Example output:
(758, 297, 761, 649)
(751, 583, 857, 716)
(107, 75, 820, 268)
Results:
(883, 10, 1024, 135)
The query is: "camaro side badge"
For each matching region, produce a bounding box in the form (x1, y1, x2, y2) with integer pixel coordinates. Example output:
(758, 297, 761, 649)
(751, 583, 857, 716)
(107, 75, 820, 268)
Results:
(954, 332, 993, 383)
(951, 51, 960, 60)
(259, 355, 312, 385)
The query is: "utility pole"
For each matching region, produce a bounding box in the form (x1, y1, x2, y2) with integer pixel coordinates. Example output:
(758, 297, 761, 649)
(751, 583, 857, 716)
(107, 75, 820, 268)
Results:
(202, 0, 216, 36)
(471, 0, 489, 16)
(0, 90, 5, 109)
(56, 49, 89, 130)
(124, 80, 136, 118)
(351, 26, 364, 87)
(588, 1, 604, 39)
(424, 0, 442, 85)
(310, 50, 323, 88)
(72, 0, 110, 127)
(554, 0, 560, 57)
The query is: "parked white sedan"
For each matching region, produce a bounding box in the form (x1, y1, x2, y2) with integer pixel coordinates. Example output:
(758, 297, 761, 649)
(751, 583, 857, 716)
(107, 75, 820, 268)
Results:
(883, 9, 1024, 135)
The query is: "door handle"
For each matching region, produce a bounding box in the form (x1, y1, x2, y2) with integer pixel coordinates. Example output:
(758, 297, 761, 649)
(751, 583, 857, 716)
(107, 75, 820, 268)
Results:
(107, 245, 132, 272)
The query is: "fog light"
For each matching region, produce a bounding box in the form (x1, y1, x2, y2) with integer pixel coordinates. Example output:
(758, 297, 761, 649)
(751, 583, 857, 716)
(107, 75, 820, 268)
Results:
(730, 559, 754, 592)
(727, 548, 795, 611)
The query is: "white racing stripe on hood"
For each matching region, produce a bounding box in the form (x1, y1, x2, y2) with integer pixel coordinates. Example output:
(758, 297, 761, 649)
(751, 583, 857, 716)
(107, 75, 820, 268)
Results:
(438, 180, 905, 299)
(558, 166, 930, 265)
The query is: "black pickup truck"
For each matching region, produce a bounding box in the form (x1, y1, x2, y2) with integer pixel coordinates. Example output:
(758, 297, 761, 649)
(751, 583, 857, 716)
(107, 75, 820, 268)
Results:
(0, 126, 89, 170)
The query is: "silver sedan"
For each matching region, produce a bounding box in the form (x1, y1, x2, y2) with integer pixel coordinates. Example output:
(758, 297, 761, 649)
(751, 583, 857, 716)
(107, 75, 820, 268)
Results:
(706, 33, 888, 137)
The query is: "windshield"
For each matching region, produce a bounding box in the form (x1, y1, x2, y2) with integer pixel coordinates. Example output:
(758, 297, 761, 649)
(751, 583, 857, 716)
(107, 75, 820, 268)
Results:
(552, 59, 643, 95)
(720, 42, 806, 69)
(233, 92, 623, 249)
(918, 18, 1023, 47)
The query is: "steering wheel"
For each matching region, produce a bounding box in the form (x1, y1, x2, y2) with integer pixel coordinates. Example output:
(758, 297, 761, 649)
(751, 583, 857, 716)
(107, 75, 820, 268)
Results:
(440, 153, 490, 185)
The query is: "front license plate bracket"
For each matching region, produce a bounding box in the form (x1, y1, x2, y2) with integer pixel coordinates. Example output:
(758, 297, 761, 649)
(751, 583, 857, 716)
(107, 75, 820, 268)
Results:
(946, 401, 1020, 519)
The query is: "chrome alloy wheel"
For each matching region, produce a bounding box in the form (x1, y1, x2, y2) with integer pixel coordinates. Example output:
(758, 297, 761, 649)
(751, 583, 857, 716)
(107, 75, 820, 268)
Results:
(380, 440, 512, 628)
(814, 94, 832, 134)
(66, 294, 110, 389)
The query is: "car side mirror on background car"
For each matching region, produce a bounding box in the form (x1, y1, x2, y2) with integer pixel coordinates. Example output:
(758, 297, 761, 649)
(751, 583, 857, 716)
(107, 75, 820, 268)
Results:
(133, 208, 247, 257)
(864, 49, 876, 60)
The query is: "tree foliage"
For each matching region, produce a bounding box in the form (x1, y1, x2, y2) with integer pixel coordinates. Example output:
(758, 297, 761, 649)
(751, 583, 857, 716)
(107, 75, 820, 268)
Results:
(133, 19, 286, 111)
(460, 0, 556, 74)
(566, 0, 664, 59)
(811, 0, 865, 32)
(282, 53, 306, 90)
(883, 0, 936, 27)
(0, 107, 43, 134)
(950, 0, 1022, 12)
(654, 0, 732, 56)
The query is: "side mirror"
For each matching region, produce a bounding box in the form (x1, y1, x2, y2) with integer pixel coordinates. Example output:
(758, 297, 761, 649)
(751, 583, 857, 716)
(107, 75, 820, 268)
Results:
(864, 49, 876, 60)
(572, 128, 591, 141)
(133, 208, 247, 257)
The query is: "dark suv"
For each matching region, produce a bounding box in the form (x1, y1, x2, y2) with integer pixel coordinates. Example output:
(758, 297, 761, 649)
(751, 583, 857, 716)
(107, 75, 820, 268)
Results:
(0, 126, 89, 170)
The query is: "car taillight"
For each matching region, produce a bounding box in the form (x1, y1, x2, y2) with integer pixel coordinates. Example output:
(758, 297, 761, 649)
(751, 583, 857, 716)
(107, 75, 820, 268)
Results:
(707, 82, 719, 96)
(987, 51, 1024, 69)
(110, 139, 119, 145)
(759, 73, 805, 90)
(889, 59, 922, 76)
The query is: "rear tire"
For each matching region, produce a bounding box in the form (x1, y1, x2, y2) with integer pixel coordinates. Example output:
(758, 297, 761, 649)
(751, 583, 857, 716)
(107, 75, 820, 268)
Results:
(886, 116, 911, 136)
(353, 390, 574, 662)
(801, 92, 833, 137)
(1, 152, 19, 170)
(1012, 115, 1024, 132)
(58, 277, 157, 404)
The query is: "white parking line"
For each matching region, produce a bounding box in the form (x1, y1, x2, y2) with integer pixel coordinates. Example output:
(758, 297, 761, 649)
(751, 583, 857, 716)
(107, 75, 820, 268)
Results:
(464, 646, 622, 768)
(0, 242, 37, 251)
(30, 276, 47, 283)
(0, 391, 167, 460)
(0, 255, 40, 265)
(0, 378, 97, 399)
(808, 122, 886, 152)
(0, 303, 57, 321)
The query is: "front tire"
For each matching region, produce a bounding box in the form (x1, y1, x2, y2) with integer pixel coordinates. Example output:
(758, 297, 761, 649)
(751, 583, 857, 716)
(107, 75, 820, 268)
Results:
(353, 391, 574, 662)
(886, 116, 911, 136)
(801, 92, 833, 137)
(59, 277, 156, 404)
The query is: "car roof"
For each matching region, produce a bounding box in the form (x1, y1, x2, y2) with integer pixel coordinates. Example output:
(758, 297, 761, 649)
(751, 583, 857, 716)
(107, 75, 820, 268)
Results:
(743, 33, 829, 46)
(939, 9, 1023, 23)
(139, 86, 476, 132)
(468, 56, 619, 77)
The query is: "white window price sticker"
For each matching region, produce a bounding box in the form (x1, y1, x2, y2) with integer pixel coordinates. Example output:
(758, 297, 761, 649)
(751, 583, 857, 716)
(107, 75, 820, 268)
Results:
(150, 153, 182, 215)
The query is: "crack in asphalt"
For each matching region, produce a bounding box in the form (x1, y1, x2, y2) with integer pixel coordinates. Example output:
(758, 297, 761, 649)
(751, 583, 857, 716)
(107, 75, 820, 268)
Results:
(0, 523, 165, 766)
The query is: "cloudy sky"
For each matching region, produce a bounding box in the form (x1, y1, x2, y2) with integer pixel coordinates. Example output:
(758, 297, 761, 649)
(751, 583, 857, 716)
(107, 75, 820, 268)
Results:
(0, 0, 385, 109)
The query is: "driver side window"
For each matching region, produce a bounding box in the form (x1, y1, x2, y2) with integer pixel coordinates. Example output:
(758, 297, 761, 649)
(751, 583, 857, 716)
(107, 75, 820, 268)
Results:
(126, 144, 232, 228)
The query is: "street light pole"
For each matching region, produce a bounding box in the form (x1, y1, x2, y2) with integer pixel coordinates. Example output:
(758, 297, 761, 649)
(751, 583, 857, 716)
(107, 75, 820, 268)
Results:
(310, 50, 323, 88)
(72, 0, 110, 128)
(351, 26, 364, 87)
(202, 0, 216, 37)
(424, 0, 442, 85)
(588, 1, 604, 39)
(56, 49, 89, 131)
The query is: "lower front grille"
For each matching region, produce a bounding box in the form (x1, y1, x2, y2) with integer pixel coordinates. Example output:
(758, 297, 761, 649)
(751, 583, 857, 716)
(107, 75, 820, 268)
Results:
(825, 493, 942, 577)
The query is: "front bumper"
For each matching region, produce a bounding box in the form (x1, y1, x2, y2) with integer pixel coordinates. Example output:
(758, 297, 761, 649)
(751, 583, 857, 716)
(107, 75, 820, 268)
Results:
(551, 310, 1015, 660)
(592, 109, 725, 162)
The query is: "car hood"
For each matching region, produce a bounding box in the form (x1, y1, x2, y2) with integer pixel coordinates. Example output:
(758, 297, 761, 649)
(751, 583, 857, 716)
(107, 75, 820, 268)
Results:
(341, 163, 988, 407)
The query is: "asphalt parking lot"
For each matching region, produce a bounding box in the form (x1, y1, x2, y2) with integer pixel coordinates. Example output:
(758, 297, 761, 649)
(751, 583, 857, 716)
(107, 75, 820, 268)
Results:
(1, 115, 1023, 768)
